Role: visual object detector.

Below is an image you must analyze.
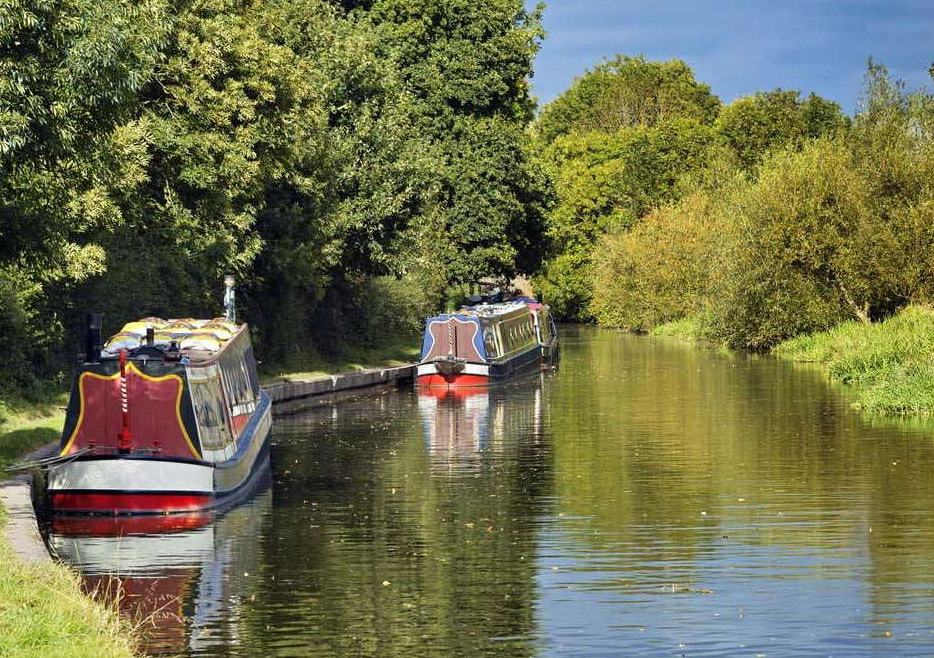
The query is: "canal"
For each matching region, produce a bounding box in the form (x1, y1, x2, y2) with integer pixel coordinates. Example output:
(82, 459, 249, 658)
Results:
(48, 326, 934, 656)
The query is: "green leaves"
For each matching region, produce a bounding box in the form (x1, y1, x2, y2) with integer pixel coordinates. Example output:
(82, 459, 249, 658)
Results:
(534, 55, 721, 146)
(714, 89, 847, 169)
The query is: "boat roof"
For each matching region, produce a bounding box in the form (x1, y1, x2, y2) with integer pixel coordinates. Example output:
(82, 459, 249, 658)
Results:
(101, 317, 246, 361)
(456, 299, 544, 317)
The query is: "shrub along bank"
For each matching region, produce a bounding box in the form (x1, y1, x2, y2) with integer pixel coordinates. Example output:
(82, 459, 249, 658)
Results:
(549, 58, 934, 416)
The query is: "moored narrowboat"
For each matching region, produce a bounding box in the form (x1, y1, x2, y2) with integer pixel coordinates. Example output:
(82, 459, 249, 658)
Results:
(46, 277, 272, 515)
(416, 297, 558, 388)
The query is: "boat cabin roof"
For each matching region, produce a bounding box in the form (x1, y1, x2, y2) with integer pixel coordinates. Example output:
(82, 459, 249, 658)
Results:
(101, 317, 246, 363)
(457, 300, 540, 319)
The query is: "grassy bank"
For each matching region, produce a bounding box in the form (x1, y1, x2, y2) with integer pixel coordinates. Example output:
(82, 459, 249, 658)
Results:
(0, 506, 137, 658)
(773, 305, 934, 414)
(649, 316, 703, 341)
(0, 393, 67, 470)
(0, 398, 136, 658)
(646, 305, 934, 415)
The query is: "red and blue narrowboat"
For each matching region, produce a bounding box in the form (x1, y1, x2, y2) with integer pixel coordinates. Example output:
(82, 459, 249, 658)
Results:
(46, 277, 272, 515)
(416, 297, 558, 388)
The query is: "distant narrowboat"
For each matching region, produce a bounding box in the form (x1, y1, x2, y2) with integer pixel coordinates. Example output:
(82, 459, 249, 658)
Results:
(46, 277, 272, 515)
(416, 297, 558, 388)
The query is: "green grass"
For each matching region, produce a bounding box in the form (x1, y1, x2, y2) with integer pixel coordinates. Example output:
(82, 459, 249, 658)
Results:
(649, 316, 703, 341)
(0, 391, 66, 471)
(260, 339, 420, 383)
(774, 304, 934, 414)
(0, 397, 136, 657)
(0, 508, 138, 658)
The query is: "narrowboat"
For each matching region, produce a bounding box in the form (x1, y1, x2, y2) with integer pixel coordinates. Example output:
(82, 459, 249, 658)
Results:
(416, 297, 558, 388)
(46, 277, 272, 515)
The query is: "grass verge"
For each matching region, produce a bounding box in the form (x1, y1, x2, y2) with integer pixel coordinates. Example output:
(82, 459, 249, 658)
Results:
(0, 395, 135, 658)
(260, 339, 420, 383)
(0, 390, 67, 470)
(0, 508, 137, 658)
(649, 316, 703, 341)
(773, 304, 934, 414)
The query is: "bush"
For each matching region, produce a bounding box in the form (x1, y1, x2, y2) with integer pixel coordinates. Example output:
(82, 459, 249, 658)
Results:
(701, 139, 879, 349)
(590, 192, 717, 330)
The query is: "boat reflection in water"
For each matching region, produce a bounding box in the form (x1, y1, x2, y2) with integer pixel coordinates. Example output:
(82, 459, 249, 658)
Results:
(46, 483, 271, 656)
(416, 373, 546, 469)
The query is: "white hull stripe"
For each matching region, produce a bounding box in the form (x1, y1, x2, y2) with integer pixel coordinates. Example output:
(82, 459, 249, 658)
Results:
(47, 458, 214, 493)
(417, 363, 490, 377)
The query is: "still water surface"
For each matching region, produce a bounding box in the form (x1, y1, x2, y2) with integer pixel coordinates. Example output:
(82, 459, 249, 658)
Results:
(50, 327, 934, 656)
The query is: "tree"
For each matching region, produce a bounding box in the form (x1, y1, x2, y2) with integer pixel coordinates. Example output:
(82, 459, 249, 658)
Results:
(351, 0, 551, 287)
(0, 0, 169, 385)
(715, 89, 847, 169)
(534, 55, 721, 145)
(535, 117, 717, 319)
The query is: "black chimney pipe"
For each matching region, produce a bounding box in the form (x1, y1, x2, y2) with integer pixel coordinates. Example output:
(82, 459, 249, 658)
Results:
(84, 313, 102, 363)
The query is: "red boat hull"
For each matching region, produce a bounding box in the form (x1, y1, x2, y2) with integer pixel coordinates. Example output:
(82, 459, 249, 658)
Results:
(49, 492, 213, 515)
(416, 373, 490, 388)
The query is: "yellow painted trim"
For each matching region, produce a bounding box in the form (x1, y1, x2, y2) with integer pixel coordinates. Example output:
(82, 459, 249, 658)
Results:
(60, 363, 201, 459)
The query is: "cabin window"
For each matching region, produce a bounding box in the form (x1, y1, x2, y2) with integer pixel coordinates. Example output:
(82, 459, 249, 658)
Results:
(188, 364, 233, 452)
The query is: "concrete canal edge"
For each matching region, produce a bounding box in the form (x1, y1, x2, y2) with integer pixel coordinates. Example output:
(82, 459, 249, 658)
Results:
(264, 364, 415, 414)
(1, 443, 59, 563)
(0, 364, 417, 563)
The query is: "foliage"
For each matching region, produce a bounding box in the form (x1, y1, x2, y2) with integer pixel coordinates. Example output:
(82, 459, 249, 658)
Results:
(590, 192, 718, 330)
(701, 139, 874, 349)
(585, 59, 934, 372)
(349, 0, 550, 288)
(775, 305, 934, 414)
(0, 0, 550, 390)
(715, 89, 848, 168)
(534, 55, 721, 145)
(0, 0, 169, 382)
(535, 116, 718, 320)
(700, 64, 934, 350)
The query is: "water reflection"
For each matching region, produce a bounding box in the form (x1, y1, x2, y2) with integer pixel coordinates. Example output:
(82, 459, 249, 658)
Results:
(48, 485, 272, 656)
(416, 376, 546, 470)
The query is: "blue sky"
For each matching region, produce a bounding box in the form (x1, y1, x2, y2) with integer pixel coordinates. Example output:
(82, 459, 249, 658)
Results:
(528, 0, 934, 114)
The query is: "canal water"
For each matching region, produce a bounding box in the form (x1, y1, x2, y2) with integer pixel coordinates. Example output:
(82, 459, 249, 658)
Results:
(48, 326, 934, 657)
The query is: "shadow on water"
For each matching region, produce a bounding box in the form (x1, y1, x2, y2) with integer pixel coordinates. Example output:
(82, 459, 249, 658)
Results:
(47, 326, 934, 657)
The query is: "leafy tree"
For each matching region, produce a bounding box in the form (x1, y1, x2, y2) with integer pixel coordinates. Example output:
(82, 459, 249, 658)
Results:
(535, 117, 717, 319)
(534, 55, 721, 145)
(715, 89, 847, 169)
(0, 0, 169, 384)
(351, 0, 551, 287)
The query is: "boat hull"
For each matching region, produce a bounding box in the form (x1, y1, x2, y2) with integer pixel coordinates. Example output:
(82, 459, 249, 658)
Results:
(47, 392, 272, 515)
(416, 342, 553, 388)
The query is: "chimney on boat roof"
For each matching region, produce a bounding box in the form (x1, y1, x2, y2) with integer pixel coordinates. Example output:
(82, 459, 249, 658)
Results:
(84, 313, 102, 363)
(224, 275, 236, 324)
